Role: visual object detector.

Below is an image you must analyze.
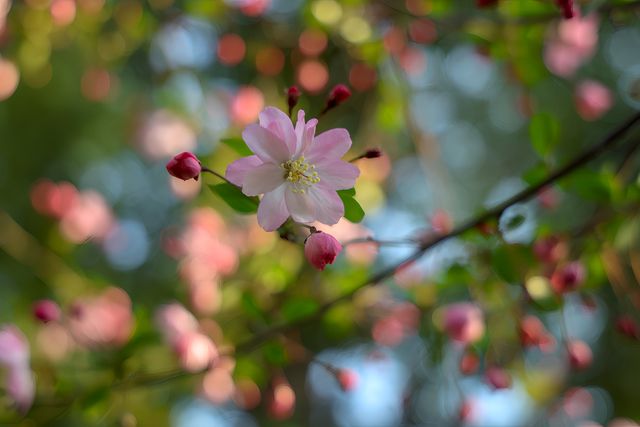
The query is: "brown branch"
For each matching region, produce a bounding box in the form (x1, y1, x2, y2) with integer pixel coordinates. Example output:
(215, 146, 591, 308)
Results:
(232, 111, 640, 354)
(379, 0, 640, 27)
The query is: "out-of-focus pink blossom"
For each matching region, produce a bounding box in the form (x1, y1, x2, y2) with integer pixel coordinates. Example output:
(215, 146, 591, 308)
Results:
(485, 366, 512, 389)
(616, 315, 640, 340)
(459, 349, 480, 375)
(575, 80, 613, 121)
(551, 261, 585, 294)
(304, 231, 342, 270)
(59, 190, 114, 243)
(0, 325, 34, 413)
(6, 367, 34, 413)
(431, 209, 454, 235)
(268, 376, 296, 420)
(201, 366, 235, 403)
(440, 303, 485, 344)
(534, 236, 568, 264)
(33, 299, 61, 324)
(0, 326, 30, 368)
(544, 14, 598, 77)
(155, 302, 199, 346)
(68, 287, 135, 348)
(175, 331, 218, 373)
(137, 110, 197, 161)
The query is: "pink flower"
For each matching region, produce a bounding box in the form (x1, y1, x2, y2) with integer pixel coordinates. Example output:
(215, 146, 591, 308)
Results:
(0, 325, 34, 413)
(68, 287, 135, 348)
(33, 299, 61, 323)
(166, 152, 202, 181)
(575, 80, 613, 121)
(304, 231, 342, 270)
(485, 366, 512, 389)
(226, 107, 360, 231)
(551, 261, 585, 294)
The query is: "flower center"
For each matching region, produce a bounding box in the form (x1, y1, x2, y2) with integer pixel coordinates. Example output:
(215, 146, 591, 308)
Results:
(281, 156, 320, 194)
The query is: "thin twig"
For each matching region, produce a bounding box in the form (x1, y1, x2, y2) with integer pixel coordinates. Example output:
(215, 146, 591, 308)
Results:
(201, 167, 233, 185)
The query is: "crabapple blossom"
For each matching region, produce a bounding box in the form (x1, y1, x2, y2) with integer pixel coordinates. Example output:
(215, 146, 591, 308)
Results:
(226, 107, 359, 231)
(551, 261, 585, 293)
(336, 369, 358, 391)
(324, 84, 351, 112)
(568, 340, 593, 370)
(485, 366, 512, 389)
(440, 303, 485, 344)
(304, 231, 342, 270)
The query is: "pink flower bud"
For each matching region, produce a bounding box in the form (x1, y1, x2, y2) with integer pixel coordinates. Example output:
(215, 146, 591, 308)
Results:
(324, 84, 351, 112)
(166, 152, 202, 181)
(567, 340, 592, 370)
(533, 236, 567, 264)
(519, 315, 547, 347)
(0, 326, 34, 413)
(304, 231, 342, 270)
(32, 299, 61, 323)
(485, 366, 512, 389)
(336, 369, 358, 391)
(287, 86, 300, 110)
(551, 261, 585, 294)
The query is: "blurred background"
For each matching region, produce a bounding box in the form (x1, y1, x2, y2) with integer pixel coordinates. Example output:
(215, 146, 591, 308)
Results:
(1, 0, 640, 426)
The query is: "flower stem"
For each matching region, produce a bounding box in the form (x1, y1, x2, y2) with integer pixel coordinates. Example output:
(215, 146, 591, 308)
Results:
(201, 167, 234, 185)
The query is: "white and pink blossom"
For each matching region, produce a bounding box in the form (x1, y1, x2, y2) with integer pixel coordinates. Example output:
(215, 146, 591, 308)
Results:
(226, 107, 360, 231)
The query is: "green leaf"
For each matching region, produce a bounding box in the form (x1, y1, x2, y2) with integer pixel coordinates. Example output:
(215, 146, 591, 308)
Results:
(338, 189, 365, 223)
(281, 297, 319, 322)
(209, 183, 258, 214)
(220, 137, 253, 157)
(529, 112, 559, 157)
(338, 188, 356, 197)
(491, 244, 533, 283)
(562, 169, 612, 202)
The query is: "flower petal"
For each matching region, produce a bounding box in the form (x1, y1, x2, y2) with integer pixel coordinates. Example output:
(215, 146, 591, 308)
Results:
(305, 128, 352, 163)
(225, 155, 262, 186)
(258, 185, 289, 231)
(315, 160, 360, 190)
(285, 187, 316, 224)
(242, 124, 291, 164)
(259, 107, 296, 155)
(307, 185, 344, 225)
(294, 110, 318, 157)
(242, 163, 285, 196)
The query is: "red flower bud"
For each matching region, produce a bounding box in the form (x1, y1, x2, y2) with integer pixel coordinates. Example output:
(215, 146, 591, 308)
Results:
(32, 300, 61, 323)
(459, 350, 480, 375)
(567, 340, 592, 370)
(485, 367, 512, 389)
(323, 84, 351, 113)
(363, 148, 383, 159)
(551, 261, 585, 294)
(519, 315, 546, 347)
(476, 0, 499, 7)
(336, 369, 358, 391)
(166, 152, 202, 181)
(287, 86, 300, 111)
(555, 0, 574, 19)
(304, 231, 342, 270)
(616, 315, 640, 340)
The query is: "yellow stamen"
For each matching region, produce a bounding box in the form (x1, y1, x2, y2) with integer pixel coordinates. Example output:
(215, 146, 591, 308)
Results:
(281, 156, 320, 194)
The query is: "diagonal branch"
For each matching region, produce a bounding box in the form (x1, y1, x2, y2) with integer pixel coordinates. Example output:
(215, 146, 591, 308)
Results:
(233, 111, 640, 354)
